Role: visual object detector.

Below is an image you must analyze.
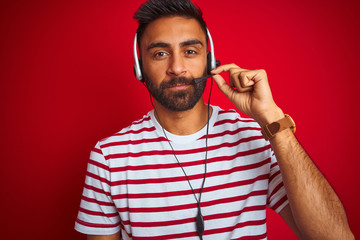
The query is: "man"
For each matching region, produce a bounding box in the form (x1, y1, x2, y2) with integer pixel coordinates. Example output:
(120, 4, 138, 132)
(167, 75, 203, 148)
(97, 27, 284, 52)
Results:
(75, 0, 354, 239)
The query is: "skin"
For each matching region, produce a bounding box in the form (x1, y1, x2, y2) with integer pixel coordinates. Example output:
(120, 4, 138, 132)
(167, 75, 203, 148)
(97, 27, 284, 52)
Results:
(87, 233, 121, 240)
(88, 16, 354, 240)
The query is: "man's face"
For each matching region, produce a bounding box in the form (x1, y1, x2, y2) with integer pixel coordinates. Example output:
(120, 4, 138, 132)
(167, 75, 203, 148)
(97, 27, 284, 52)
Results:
(140, 16, 208, 112)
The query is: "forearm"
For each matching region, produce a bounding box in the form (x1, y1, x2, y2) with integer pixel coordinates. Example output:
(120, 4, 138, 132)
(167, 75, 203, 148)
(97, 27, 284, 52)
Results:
(87, 232, 121, 240)
(265, 110, 353, 239)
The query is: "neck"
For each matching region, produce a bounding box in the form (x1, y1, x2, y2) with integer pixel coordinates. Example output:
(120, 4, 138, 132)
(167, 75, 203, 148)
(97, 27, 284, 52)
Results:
(154, 99, 212, 135)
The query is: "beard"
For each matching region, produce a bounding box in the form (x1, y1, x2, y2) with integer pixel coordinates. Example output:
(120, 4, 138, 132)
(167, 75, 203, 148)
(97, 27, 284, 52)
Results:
(143, 70, 207, 112)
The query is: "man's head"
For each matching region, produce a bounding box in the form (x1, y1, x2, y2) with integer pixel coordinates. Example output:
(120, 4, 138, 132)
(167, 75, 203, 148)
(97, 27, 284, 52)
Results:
(134, 0, 208, 49)
(133, 0, 209, 112)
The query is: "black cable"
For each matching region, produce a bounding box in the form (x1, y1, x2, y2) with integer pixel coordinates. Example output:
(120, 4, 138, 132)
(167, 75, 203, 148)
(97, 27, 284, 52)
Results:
(144, 77, 214, 239)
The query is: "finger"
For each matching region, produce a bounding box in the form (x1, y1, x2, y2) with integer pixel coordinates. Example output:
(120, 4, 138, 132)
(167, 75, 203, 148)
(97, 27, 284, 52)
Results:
(227, 68, 254, 93)
(212, 64, 252, 91)
(228, 67, 241, 89)
(240, 69, 268, 84)
(231, 75, 253, 93)
(211, 64, 239, 90)
(211, 64, 259, 93)
(238, 71, 255, 89)
(212, 73, 236, 99)
(229, 79, 235, 89)
(237, 69, 272, 99)
(211, 63, 247, 74)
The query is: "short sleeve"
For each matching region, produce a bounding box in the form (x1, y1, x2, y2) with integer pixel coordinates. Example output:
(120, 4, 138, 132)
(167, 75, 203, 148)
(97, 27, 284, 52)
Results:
(267, 150, 289, 213)
(75, 142, 121, 235)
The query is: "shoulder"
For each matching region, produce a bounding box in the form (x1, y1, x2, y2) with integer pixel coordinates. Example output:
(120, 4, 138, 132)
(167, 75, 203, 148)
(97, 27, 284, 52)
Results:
(98, 110, 156, 149)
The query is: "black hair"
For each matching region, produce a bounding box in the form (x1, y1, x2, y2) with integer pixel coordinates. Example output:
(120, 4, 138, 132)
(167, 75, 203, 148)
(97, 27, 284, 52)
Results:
(133, 0, 208, 46)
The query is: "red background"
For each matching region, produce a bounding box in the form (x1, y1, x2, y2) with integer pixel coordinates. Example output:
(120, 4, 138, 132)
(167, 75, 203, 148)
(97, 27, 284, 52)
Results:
(1, 0, 359, 239)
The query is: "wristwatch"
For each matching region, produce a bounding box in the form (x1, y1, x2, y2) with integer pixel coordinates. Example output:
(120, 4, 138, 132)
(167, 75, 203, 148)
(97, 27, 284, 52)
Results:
(261, 114, 296, 141)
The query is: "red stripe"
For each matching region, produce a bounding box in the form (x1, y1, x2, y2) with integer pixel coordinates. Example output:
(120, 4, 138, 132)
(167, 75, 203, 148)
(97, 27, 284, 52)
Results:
(202, 190, 268, 208)
(267, 182, 284, 203)
(104, 149, 174, 160)
(129, 215, 193, 227)
(214, 118, 257, 126)
(133, 229, 197, 239)
(269, 169, 280, 183)
(92, 147, 102, 155)
(118, 190, 268, 213)
(84, 183, 111, 197)
(206, 205, 266, 221)
(120, 223, 131, 238)
(79, 207, 118, 218)
(202, 136, 264, 151)
(112, 144, 271, 171)
(232, 232, 267, 240)
(132, 219, 266, 240)
(112, 174, 269, 199)
(132, 115, 151, 125)
(113, 127, 156, 137)
(271, 195, 288, 211)
(199, 127, 262, 139)
(81, 195, 115, 207)
(109, 143, 271, 170)
(101, 137, 168, 148)
(205, 218, 266, 236)
(111, 157, 271, 186)
(121, 219, 130, 225)
(218, 109, 237, 115)
(128, 205, 266, 227)
(76, 218, 120, 228)
(102, 135, 261, 150)
(270, 162, 278, 169)
(88, 159, 110, 172)
(87, 171, 111, 185)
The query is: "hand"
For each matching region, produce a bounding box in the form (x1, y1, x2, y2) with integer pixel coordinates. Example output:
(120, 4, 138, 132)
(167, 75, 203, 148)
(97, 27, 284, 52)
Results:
(211, 63, 284, 127)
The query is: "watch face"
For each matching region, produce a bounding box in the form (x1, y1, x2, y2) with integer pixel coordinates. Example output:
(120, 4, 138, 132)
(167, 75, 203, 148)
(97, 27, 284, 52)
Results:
(285, 114, 296, 133)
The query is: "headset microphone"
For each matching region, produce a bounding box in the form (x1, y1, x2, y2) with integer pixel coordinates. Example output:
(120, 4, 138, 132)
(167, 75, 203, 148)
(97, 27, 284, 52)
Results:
(194, 74, 214, 84)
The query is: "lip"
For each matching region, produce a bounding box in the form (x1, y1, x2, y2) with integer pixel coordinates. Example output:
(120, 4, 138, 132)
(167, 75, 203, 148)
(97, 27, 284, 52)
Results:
(168, 84, 191, 90)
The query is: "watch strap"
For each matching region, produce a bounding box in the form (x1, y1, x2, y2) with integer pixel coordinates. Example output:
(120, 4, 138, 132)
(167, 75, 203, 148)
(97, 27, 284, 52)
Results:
(261, 114, 296, 141)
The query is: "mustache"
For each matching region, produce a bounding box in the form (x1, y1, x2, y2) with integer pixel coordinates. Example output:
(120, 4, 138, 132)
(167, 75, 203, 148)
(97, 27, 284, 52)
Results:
(160, 77, 195, 89)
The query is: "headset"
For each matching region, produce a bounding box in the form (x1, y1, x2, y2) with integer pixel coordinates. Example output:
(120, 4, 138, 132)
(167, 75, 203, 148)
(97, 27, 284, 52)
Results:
(133, 28, 220, 82)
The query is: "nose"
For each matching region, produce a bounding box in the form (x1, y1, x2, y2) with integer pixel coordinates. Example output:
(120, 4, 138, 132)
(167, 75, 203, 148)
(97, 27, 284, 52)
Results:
(167, 52, 186, 77)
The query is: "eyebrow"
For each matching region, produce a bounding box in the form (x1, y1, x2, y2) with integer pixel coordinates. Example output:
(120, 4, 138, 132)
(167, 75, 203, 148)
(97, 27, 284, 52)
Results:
(180, 39, 203, 47)
(147, 42, 170, 51)
(146, 39, 203, 51)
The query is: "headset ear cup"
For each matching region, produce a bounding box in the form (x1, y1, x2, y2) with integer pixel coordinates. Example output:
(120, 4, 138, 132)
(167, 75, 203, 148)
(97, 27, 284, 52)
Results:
(133, 57, 143, 81)
(137, 58, 144, 82)
(133, 65, 137, 79)
(207, 52, 212, 75)
(139, 58, 143, 77)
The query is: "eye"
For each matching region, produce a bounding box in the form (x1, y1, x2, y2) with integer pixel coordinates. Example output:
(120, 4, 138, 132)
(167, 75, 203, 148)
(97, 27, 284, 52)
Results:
(154, 51, 168, 59)
(185, 50, 197, 56)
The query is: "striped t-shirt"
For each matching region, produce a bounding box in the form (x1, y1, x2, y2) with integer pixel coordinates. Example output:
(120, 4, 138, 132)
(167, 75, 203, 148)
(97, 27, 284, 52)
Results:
(75, 106, 288, 239)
